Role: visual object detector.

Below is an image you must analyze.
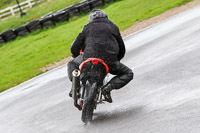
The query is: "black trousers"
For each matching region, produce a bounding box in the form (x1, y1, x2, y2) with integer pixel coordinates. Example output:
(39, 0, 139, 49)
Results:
(67, 55, 133, 89)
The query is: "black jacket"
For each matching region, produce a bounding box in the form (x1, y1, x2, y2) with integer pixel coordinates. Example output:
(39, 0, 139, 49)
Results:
(71, 18, 125, 63)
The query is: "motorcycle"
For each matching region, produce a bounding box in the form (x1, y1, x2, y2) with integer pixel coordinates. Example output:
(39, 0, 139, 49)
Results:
(71, 58, 109, 123)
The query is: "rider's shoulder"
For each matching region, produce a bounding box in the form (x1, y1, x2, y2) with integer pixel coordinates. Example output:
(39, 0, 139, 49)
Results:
(83, 23, 91, 30)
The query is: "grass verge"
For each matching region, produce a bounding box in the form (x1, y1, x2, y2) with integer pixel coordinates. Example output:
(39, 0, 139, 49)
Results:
(0, 0, 27, 10)
(0, 0, 82, 33)
(0, 0, 193, 92)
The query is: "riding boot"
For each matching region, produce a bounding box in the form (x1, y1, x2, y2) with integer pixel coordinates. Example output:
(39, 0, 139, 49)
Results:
(102, 83, 113, 103)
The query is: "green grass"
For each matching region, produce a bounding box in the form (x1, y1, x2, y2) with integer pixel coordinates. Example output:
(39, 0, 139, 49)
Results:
(0, 0, 194, 92)
(0, 0, 27, 10)
(0, 0, 82, 33)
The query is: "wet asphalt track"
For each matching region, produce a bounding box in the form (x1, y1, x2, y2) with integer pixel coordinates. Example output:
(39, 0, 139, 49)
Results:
(1, 6, 200, 133)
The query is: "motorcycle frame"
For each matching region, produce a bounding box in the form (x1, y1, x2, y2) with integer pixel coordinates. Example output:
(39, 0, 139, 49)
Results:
(72, 58, 109, 111)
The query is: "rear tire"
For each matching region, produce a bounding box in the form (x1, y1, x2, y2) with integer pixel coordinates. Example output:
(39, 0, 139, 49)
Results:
(81, 81, 98, 123)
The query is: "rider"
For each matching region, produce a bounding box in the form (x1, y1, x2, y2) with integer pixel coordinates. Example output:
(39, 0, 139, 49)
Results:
(68, 9, 133, 103)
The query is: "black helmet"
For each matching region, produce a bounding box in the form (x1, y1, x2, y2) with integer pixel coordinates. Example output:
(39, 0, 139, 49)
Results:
(89, 9, 108, 22)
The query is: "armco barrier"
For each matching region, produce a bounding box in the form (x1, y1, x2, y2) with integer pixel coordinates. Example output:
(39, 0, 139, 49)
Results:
(0, 0, 117, 44)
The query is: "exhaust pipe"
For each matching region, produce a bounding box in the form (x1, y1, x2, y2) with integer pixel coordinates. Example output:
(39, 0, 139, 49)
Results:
(72, 69, 82, 110)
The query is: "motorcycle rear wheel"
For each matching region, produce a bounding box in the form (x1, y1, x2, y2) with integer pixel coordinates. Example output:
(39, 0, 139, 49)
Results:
(81, 81, 98, 123)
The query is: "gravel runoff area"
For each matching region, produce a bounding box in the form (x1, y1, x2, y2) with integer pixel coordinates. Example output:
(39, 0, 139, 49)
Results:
(40, 0, 200, 72)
